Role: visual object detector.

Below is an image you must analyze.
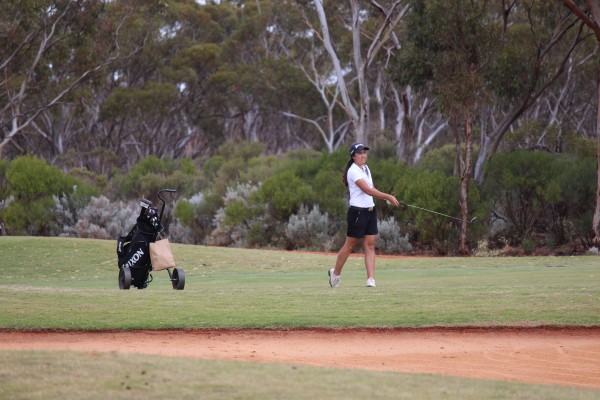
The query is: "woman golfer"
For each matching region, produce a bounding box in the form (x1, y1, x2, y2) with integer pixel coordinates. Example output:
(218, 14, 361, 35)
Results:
(329, 143, 400, 288)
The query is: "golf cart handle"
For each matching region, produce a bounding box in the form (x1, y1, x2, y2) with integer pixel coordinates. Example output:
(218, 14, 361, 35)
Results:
(157, 189, 177, 222)
(158, 188, 176, 202)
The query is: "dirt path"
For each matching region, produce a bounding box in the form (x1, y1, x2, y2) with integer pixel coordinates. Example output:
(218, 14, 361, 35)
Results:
(1, 327, 599, 389)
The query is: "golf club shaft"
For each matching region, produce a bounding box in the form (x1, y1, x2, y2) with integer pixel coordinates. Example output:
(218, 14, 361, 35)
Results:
(400, 202, 475, 224)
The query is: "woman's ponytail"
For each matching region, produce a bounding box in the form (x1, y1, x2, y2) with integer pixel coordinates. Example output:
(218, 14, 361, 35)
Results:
(341, 158, 353, 189)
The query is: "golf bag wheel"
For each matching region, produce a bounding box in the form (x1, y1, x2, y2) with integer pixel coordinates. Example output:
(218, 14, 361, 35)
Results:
(171, 267, 185, 290)
(119, 267, 132, 290)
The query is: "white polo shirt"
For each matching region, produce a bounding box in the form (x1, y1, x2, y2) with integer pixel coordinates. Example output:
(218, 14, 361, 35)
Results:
(347, 163, 375, 208)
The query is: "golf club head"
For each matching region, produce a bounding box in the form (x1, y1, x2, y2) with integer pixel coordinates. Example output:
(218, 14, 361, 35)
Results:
(469, 217, 478, 223)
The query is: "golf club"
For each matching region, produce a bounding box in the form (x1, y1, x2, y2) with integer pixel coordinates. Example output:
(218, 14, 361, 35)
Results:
(398, 200, 477, 224)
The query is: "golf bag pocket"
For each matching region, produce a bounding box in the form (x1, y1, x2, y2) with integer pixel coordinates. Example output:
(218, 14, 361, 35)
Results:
(150, 239, 176, 271)
(117, 229, 134, 265)
(120, 238, 151, 270)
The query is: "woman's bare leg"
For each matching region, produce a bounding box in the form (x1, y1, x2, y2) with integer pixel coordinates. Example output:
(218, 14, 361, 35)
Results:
(363, 234, 377, 279)
(334, 236, 360, 275)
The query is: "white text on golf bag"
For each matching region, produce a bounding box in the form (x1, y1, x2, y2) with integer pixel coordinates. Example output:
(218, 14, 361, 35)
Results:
(123, 248, 144, 268)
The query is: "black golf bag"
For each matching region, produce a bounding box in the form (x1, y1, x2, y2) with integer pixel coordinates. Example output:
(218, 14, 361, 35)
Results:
(117, 189, 185, 290)
(117, 199, 161, 289)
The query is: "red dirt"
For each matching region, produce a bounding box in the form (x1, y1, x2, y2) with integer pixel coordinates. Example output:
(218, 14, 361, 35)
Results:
(1, 327, 599, 389)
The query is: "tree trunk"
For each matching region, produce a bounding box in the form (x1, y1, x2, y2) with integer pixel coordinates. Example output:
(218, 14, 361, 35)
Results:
(561, 0, 600, 244)
(314, 0, 408, 146)
(351, 0, 368, 144)
(459, 110, 473, 255)
(593, 64, 600, 243)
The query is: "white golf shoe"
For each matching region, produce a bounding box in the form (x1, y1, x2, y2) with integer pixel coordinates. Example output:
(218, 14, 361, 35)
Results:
(366, 278, 376, 287)
(328, 268, 340, 287)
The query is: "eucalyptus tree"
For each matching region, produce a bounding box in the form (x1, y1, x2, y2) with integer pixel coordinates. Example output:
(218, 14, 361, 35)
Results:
(394, 0, 589, 253)
(560, 0, 600, 243)
(395, 0, 500, 254)
(213, 1, 328, 152)
(473, 0, 587, 185)
(289, 0, 446, 162)
(309, 0, 410, 146)
(0, 0, 127, 160)
(95, 0, 229, 168)
(100, 0, 328, 162)
(278, 7, 350, 152)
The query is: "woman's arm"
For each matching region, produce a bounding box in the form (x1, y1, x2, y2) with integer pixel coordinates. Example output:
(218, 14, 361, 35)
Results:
(355, 179, 400, 206)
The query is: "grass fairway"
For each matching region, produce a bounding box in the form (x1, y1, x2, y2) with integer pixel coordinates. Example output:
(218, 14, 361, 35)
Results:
(1, 350, 599, 400)
(0, 236, 599, 329)
(1, 236, 599, 399)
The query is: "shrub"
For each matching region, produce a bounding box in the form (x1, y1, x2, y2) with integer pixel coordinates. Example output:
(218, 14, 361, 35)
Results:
(257, 170, 314, 220)
(137, 171, 197, 199)
(416, 144, 456, 176)
(285, 204, 331, 250)
(483, 151, 595, 248)
(165, 218, 194, 244)
(207, 142, 266, 195)
(313, 168, 347, 219)
(174, 191, 224, 244)
(483, 150, 553, 240)
(521, 237, 536, 254)
(473, 239, 503, 257)
(223, 183, 262, 226)
(0, 159, 8, 203)
(174, 198, 196, 227)
(119, 156, 199, 198)
(545, 155, 595, 247)
(377, 217, 413, 254)
(369, 158, 411, 220)
(3, 197, 56, 235)
(217, 141, 265, 161)
(396, 169, 459, 243)
(241, 155, 286, 185)
(202, 155, 225, 181)
(209, 183, 264, 247)
(4, 156, 98, 235)
(7, 156, 69, 201)
(62, 196, 138, 239)
(214, 158, 246, 195)
(247, 217, 285, 249)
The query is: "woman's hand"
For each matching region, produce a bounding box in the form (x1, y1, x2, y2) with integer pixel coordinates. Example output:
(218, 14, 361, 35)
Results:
(387, 194, 400, 207)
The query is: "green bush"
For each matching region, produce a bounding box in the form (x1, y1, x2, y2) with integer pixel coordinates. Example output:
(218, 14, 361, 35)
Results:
(138, 170, 197, 198)
(482, 150, 595, 248)
(6, 156, 67, 201)
(370, 158, 410, 220)
(396, 167, 478, 251)
(313, 168, 346, 219)
(119, 156, 200, 198)
(3, 197, 56, 235)
(202, 142, 273, 196)
(173, 190, 224, 244)
(0, 159, 9, 202)
(521, 237, 536, 254)
(216, 141, 265, 161)
(241, 155, 285, 184)
(416, 144, 456, 176)
(250, 214, 281, 247)
(257, 170, 314, 220)
(224, 199, 252, 226)
(541, 155, 594, 246)
(3, 156, 97, 235)
(174, 199, 196, 226)
(213, 158, 246, 195)
(202, 155, 225, 181)
(483, 150, 551, 241)
(564, 133, 596, 157)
